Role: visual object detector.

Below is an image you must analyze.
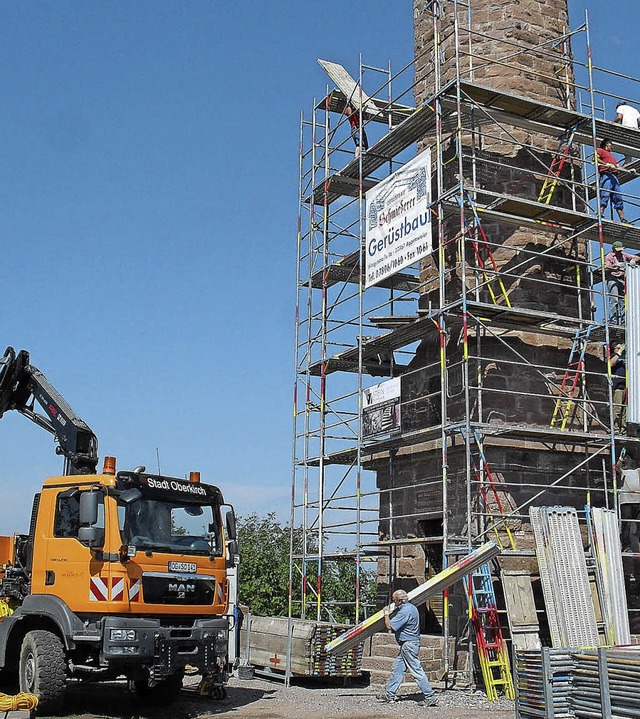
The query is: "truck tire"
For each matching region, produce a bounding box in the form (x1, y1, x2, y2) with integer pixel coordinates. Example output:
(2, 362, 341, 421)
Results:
(19, 629, 66, 713)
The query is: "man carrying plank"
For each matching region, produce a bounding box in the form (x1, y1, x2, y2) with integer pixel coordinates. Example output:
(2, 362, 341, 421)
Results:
(377, 589, 438, 707)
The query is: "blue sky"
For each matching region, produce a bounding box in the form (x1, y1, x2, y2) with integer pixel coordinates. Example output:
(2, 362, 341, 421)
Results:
(0, 1, 638, 534)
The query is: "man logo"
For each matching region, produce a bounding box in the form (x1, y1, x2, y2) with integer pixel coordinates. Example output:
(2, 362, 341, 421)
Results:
(168, 582, 196, 599)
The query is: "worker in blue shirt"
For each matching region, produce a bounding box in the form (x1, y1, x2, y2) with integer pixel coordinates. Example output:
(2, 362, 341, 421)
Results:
(377, 589, 438, 706)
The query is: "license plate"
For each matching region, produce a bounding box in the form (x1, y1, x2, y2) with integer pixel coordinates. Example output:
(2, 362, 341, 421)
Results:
(168, 561, 197, 573)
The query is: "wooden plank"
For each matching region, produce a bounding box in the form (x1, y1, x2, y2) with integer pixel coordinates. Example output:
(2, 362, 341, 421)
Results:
(501, 569, 541, 652)
(326, 541, 501, 655)
(317, 59, 376, 113)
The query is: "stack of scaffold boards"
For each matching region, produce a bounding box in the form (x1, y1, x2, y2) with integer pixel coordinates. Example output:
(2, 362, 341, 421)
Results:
(572, 647, 640, 718)
(240, 615, 364, 678)
(515, 506, 634, 719)
(515, 649, 574, 719)
(311, 623, 364, 676)
(515, 647, 640, 719)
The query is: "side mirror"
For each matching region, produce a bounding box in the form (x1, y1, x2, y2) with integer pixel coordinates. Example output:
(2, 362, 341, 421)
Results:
(225, 510, 237, 541)
(78, 490, 103, 548)
(79, 491, 99, 526)
(226, 539, 240, 568)
(78, 526, 100, 548)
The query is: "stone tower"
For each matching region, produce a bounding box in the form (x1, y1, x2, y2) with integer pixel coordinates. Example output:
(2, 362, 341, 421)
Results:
(373, 0, 610, 644)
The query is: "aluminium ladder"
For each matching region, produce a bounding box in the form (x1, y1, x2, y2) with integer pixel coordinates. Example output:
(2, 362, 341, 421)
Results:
(464, 562, 515, 701)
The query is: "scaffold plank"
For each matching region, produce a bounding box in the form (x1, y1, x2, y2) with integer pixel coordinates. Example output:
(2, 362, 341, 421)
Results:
(325, 541, 501, 655)
(308, 299, 605, 378)
(530, 506, 599, 648)
(317, 59, 378, 114)
(307, 104, 438, 206)
(309, 264, 420, 292)
(441, 80, 640, 157)
(445, 193, 640, 250)
(306, 421, 615, 467)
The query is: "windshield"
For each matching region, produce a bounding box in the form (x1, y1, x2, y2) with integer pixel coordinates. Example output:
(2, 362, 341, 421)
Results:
(118, 497, 222, 556)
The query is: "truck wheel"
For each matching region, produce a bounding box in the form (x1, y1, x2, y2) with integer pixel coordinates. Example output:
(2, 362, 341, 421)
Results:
(19, 630, 66, 713)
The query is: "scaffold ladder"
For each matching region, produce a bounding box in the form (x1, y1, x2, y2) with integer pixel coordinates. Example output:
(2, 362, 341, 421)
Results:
(549, 325, 593, 430)
(460, 192, 512, 308)
(464, 563, 515, 701)
(537, 122, 579, 205)
(467, 429, 516, 551)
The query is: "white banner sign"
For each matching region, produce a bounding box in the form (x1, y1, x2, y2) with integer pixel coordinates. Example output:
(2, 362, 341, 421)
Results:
(365, 150, 432, 289)
(362, 377, 401, 439)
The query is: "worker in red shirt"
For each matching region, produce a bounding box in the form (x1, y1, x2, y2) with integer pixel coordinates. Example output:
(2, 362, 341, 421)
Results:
(344, 104, 369, 159)
(597, 138, 626, 222)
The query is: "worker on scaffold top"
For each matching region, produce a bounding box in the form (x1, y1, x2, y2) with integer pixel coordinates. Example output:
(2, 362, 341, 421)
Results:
(612, 101, 640, 164)
(344, 104, 369, 159)
(613, 100, 640, 130)
(377, 590, 438, 707)
(597, 139, 626, 222)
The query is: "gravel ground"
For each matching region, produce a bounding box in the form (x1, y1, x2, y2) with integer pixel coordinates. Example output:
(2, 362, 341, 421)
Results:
(52, 675, 515, 719)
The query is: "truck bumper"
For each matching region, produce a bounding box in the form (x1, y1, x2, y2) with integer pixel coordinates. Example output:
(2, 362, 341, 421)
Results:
(101, 616, 228, 680)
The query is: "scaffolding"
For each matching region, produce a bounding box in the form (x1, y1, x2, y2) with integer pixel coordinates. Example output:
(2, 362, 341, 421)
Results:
(290, 0, 640, 688)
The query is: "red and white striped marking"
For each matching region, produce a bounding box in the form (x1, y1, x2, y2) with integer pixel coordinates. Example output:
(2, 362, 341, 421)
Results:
(111, 577, 125, 602)
(128, 579, 141, 602)
(89, 577, 108, 602)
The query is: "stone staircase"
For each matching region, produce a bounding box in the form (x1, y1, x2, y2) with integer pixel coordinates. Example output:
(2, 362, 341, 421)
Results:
(362, 633, 470, 692)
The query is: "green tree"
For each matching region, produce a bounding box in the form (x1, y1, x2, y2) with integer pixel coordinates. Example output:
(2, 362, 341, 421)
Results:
(237, 512, 294, 617)
(237, 512, 377, 624)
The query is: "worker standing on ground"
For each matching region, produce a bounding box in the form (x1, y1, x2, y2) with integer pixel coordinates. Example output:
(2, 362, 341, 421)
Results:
(597, 139, 626, 222)
(344, 104, 368, 159)
(377, 590, 438, 707)
(605, 242, 637, 324)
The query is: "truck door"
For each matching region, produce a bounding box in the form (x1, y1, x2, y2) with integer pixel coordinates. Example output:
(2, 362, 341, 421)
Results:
(31, 488, 109, 613)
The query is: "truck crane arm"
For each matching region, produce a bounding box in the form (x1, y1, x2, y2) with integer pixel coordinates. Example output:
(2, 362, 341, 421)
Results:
(0, 346, 98, 475)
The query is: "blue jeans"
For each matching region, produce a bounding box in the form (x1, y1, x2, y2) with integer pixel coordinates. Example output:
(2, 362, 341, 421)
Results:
(385, 640, 435, 699)
(351, 127, 369, 150)
(600, 172, 624, 213)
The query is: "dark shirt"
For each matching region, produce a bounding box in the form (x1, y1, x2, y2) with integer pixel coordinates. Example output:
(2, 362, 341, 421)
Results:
(613, 356, 626, 391)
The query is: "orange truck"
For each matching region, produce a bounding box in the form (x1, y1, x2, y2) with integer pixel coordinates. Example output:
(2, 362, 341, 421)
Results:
(0, 347, 239, 712)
